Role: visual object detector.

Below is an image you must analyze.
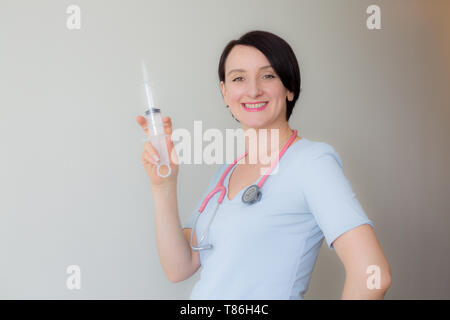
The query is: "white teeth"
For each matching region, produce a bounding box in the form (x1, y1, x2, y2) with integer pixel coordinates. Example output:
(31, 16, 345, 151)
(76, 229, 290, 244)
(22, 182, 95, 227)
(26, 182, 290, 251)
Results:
(244, 102, 267, 108)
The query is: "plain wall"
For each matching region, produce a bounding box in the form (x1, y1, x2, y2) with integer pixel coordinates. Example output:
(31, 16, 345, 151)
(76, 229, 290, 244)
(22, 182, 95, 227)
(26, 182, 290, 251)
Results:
(0, 0, 449, 299)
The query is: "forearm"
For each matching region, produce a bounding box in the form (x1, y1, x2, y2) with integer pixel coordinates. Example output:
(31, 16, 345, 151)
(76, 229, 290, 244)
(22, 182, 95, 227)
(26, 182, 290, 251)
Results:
(151, 182, 191, 282)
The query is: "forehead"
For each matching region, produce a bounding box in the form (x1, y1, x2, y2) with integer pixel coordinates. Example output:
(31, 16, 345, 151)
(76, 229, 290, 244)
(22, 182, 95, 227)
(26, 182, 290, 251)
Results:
(225, 45, 272, 72)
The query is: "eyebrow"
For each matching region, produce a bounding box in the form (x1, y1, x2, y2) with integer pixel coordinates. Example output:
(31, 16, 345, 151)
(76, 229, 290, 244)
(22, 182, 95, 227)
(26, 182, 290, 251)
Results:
(227, 65, 273, 77)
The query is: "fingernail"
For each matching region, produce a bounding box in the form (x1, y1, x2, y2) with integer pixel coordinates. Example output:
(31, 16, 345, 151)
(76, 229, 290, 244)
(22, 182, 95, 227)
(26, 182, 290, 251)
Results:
(153, 154, 160, 162)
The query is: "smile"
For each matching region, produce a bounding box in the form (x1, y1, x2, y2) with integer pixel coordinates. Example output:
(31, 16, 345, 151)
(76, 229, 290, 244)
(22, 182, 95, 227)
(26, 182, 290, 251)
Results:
(241, 101, 268, 112)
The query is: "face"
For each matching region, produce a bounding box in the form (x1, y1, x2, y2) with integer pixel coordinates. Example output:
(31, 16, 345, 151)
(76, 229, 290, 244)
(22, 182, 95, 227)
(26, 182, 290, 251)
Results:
(220, 45, 294, 130)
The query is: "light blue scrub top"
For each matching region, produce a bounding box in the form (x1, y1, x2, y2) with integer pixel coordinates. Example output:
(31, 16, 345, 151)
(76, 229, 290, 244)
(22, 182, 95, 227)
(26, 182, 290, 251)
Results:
(183, 137, 374, 300)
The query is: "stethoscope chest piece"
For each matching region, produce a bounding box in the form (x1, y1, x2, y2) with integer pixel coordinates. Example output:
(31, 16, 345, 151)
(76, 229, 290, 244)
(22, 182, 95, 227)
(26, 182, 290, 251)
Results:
(242, 184, 262, 204)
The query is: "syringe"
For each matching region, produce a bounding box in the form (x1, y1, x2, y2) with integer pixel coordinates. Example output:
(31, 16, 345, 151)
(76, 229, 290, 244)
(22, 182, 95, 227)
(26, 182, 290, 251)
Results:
(141, 60, 172, 178)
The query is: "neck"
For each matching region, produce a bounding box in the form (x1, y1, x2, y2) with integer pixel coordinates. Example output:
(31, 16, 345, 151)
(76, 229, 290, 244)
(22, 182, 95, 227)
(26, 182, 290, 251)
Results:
(242, 122, 295, 165)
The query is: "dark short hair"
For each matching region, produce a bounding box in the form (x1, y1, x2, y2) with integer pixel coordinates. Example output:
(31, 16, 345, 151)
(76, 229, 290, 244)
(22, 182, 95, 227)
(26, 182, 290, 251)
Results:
(218, 30, 301, 121)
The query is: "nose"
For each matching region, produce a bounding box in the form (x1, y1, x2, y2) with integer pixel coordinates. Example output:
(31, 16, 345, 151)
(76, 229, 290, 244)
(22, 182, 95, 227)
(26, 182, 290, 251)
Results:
(247, 77, 263, 98)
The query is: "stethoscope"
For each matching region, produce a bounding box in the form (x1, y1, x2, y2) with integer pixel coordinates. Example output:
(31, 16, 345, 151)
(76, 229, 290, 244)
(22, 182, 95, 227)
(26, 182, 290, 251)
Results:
(190, 129, 298, 251)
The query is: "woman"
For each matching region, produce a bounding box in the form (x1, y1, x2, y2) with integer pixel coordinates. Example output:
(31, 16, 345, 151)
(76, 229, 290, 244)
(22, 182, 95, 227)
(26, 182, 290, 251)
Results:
(137, 30, 392, 300)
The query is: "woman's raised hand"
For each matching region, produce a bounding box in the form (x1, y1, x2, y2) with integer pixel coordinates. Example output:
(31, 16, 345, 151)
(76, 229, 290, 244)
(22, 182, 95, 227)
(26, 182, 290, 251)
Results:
(136, 115, 179, 188)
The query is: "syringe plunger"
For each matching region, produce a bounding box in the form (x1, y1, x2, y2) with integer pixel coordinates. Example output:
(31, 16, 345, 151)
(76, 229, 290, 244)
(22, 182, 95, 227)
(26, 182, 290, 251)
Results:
(141, 60, 171, 178)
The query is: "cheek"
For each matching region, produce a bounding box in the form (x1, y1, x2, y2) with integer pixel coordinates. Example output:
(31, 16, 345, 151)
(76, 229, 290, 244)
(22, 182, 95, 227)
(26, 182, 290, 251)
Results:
(228, 87, 246, 101)
(267, 84, 286, 98)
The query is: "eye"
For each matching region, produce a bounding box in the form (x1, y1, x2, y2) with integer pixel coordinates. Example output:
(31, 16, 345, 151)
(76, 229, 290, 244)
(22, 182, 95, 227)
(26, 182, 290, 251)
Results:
(264, 74, 275, 79)
(232, 76, 244, 82)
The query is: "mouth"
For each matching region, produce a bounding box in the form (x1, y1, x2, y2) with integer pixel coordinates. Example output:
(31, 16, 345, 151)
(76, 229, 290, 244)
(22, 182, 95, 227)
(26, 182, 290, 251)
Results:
(241, 101, 268, 112)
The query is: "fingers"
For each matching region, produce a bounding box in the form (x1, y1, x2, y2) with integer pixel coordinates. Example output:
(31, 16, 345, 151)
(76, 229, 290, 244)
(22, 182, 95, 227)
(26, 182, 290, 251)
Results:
(143, 141, 161, 164)
(162, 116, 177, 163)
(162, 116, 172, 136)
(142, 151, 159, 166)
(137, 115, 171, 137)
(140, 115, 175, 166)
(136, 116, 149, 135)
(162, 116, 173, 148)
(142, 151, 153, 165)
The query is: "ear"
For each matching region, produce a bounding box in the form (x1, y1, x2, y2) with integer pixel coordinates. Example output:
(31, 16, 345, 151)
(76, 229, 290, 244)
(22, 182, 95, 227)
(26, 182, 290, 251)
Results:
(220, 81, 228, 105)
(220, 81, 226, 96)
(287, 90, 294, 102)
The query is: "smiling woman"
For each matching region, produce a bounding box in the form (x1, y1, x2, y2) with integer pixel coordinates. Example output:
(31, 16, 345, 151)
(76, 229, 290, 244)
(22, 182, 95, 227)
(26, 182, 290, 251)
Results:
(137, 30, 391, 300)
(177, 30, 391, 300)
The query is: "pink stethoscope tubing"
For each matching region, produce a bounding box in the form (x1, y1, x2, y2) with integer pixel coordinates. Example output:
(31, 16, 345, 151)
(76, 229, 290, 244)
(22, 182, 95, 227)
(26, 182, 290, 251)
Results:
(199, 129, 298, 212)
(190, 129, 298, 251)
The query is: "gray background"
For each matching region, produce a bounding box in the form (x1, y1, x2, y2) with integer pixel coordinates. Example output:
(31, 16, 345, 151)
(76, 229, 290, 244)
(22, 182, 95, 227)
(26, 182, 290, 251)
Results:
(0, 0, 449, 299)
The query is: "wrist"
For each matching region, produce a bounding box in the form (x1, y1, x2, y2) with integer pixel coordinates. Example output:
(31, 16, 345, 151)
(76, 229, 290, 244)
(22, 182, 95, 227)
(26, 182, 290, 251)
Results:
(151, 181, 177, 192)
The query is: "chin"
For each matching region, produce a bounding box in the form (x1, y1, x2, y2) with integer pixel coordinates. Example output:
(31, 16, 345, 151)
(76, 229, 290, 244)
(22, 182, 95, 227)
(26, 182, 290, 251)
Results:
(240, 117, 271, 129)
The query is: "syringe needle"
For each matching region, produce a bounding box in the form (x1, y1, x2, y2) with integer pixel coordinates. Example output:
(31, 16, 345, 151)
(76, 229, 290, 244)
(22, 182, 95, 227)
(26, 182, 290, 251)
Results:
(141, 60, 154, 108)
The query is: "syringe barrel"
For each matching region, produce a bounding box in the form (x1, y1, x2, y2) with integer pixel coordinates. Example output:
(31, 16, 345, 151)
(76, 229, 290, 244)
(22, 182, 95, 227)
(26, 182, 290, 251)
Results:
(144, 108, 171, 168)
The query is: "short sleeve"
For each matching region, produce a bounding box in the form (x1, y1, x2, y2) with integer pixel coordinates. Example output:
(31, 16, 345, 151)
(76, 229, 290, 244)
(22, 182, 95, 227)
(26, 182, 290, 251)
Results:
(302, 143, 375, 251)
(182, 164, 226, 229)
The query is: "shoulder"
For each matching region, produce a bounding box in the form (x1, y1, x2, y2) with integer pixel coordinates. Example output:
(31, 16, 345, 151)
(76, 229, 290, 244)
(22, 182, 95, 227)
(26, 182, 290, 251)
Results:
(293, 138, 343, 172)
(310, 140, 340, 161)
